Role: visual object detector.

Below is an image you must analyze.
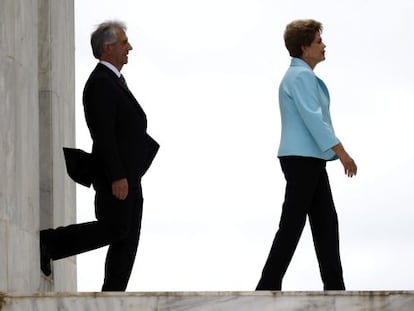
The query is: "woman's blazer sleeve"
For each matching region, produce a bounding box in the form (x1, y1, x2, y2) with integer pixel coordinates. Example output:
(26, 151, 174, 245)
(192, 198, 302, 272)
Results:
(290, 70, 340, 152)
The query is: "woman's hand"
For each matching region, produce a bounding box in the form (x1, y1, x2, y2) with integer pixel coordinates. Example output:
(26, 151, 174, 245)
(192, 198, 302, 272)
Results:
(332, 144, 358, 177)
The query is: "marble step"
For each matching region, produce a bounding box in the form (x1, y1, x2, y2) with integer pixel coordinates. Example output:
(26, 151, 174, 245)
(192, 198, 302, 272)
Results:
(1, 291, 413, 311)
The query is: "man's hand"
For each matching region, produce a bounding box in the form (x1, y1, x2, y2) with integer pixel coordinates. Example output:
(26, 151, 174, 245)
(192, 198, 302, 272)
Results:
(112, 178, 129, 200)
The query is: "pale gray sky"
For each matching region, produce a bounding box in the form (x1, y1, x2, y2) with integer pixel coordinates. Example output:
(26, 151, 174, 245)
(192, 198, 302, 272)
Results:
(74, 0, 414, 291)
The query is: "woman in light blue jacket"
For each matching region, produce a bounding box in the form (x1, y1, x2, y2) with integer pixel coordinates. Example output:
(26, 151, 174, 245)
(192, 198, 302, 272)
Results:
(256, 19, 357, 291)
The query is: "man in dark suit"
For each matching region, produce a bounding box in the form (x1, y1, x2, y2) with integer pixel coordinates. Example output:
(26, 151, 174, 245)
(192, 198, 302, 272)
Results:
(40, 21, 159, 291)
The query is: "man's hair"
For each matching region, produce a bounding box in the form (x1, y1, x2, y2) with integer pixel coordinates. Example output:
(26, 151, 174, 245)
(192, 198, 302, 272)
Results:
(284, 19, 323, 58)
(90, 21, 127, 59)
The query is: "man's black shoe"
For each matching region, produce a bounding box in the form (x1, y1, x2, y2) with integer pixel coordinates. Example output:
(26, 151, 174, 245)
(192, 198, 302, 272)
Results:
(40, 230, 52, 276)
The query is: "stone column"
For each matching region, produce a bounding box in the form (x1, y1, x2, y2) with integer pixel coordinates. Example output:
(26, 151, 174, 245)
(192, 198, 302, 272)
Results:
(38, 0, 76, 291)
(0, 0, 40, 292)
(0, 0, 76, 291)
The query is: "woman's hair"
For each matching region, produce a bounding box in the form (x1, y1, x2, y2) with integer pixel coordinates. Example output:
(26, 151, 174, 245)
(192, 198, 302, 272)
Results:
(90, 20, 127, 59)
(284, 19, 323, 58)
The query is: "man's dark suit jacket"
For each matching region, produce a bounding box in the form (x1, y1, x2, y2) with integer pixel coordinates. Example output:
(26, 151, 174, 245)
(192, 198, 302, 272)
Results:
(72, 63, 159, 189)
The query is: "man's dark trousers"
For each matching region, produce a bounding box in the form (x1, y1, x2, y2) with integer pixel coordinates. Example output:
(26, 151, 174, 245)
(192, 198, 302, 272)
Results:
(44, 183, 143, 291)
(256, 156, 345, 291)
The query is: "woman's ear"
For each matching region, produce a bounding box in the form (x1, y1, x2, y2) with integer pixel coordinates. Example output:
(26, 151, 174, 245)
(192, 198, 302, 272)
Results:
(301, 46, 308, 58)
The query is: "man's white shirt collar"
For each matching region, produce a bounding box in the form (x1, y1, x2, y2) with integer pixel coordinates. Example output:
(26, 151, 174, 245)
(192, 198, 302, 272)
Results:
(99, 60, 121, 78)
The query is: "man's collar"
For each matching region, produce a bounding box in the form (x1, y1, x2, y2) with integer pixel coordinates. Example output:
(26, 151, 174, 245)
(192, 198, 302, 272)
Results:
(99, 60, 121, 78)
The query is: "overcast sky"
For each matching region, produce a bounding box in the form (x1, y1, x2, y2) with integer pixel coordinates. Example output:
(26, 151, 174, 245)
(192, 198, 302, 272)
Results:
(74, 0, 414, 291)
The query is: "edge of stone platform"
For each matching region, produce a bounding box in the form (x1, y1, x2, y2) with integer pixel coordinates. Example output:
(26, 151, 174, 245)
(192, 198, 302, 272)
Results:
(1, 290, 413, 299)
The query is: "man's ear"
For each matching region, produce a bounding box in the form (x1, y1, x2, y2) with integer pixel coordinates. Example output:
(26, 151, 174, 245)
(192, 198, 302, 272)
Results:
(101, 43, 112, 56)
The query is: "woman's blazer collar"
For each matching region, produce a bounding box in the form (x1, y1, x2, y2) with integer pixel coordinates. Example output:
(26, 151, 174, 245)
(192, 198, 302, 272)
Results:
(290, 57, 313, 70)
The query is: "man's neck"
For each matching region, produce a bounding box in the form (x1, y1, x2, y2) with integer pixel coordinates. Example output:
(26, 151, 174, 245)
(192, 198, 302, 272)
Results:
(99, 60, 122, 77)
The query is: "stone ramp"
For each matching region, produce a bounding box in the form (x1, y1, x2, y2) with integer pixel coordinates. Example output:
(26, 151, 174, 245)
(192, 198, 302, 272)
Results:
(1, 291, 413, 310)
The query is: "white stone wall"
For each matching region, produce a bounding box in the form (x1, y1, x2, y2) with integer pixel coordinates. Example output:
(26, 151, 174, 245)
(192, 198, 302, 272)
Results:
(0, 0, 76, 291)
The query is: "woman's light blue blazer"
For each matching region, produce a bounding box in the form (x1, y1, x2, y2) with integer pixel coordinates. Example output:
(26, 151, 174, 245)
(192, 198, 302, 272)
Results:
(278, 58, 339, 161)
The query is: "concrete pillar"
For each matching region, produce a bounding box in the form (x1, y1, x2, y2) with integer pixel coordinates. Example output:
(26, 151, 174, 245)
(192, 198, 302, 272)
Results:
(0, 0, 76, 291)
